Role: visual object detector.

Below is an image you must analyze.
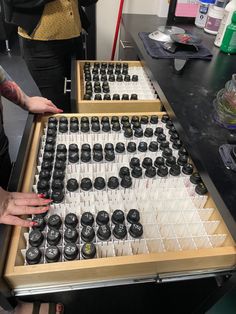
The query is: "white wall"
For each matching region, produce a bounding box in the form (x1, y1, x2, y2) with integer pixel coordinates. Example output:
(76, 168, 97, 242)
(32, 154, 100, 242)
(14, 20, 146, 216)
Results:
(96, 0, 169, 60)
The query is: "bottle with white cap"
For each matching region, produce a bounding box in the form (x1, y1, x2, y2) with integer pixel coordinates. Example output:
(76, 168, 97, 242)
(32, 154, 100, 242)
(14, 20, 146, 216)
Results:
(204, 0, 229, 34)
(195, 0, 216, 28)
(214, 0, 236, 46)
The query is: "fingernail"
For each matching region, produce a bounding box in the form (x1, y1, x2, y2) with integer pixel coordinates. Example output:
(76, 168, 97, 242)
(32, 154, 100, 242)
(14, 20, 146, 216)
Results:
(31, 221, 38, 226)
(38, 193, 45, 198)
(58, 109, 63, 112)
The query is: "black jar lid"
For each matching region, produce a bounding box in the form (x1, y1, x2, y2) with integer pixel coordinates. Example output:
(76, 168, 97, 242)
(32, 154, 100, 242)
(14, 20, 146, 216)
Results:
(102, 122, 111, 132)
(81, 243, 96, 259)
(157, 165, 168, 177)
(157, 133, 166, 143)
(111, 116, 119, 124)
(51, 179, 64, 191)
(80, 122, 90, 133)
(132, 74, 138, 81)
(46, 136, 56, 146)
(113, 223, 127, 240)
(91, 122, 100, 132)
(133, 122, 141, 129)
(111, 209, 125, 224)
(53, 170, 65, 180)
(37, 179, 50, 193)
(161, 114, 170, 123)
(190, 172, 202, 185)
(172, 139, 183, 150)
(45, 246, 61, 263)
(48, 117, 58, 124)
(80, 177, 92, 191)
(93, 151, 103, 162)
(81, 143, 91, 152)
(70, 117, 79, 124)
(124, 74, 131, 82)
(162, 147, 173, 158)
(177, 155, 188, 166)
(59, 123, 68, 133)
(105, 151, 115, 161)
(119, 166, 130, 178)
(121, 116, 129, 124)
(165, 156, 176, 167)
(142, 157, 152, 169)
(64, 227, 78, 243)
(32, 215, 46, 231)
(168, 125, 176, 135)
(81, 151, 91, 163)
(84, 94, 91, 100)
(57, 144, 67, 153)
(134, 127, 143, 138)
(166, 120, 173, 129)
(108, 74, 115, 82)
(64, 243, 79, 261)
(47, 228, 61, 246)
(47, 128, 57, 138)
(81, 225, 95, 242)
(81, 212, 94, 226)
(43, 152, 54, 162)
(169, 164, 181, 176)
(107, 176, 119, 189)
(29, 229, 44, 247)
(59, 116, 68, 124)
(96, 210, 110, 225)
(94, 177, 106, 190)
(130, 94, 138, 100)
(81, 116, 89, 124)
(121, 175, 132, 188)
(54, 160, 66, 171)
(112, 122, 121, 131)
(122, 122, 131, 130)
(149, 141, 158, 152)
(154, 156, 165, 168)
(47, 122, 57, 130)
(26, 247, 42, 265)
(182, 163, 194, 175)
(69, 152, 79, 163)
(127, 209, 140, 224)
(195, 182, 208, 195)
(115, 142, 125, 153)
(131, 116, 139, 124)
(44, 144, 55, 153)
(48, 214, 62, 229)
(138, 141, 147, 152)
(51, 190, 64, 203)
(140, 115, 149, 124)
(124, 128, 133, 138)
(122, 93, 129, 100)
(129, 157, 140, 168)
(129, 223, 143, 238)
(160, 141, 170, 150)
(97, 224, 111, 241)
(65, 213, 78, 228)
(93, 143, 103, 152)
(104, 93, 111, 100)
(56, 152, 67, 162)
(104, 143, 114, 152)
(131, 166, 142, 178)
(69, 144, 78, 153)
(170, 133, 179, 142)
(112, 93, 120, 100)
(144, 127, 153, 138)
(127, 142, 136, 153)
(178, 146, 188, 156)
(145, 166, 156, 178)
(66, 178, 79, 192)
(39, 170, 51, 181)
(150, 115, 158, 124)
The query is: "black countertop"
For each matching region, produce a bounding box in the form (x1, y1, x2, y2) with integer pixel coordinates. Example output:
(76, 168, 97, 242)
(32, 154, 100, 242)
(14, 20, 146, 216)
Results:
(122, 14, 236, 239)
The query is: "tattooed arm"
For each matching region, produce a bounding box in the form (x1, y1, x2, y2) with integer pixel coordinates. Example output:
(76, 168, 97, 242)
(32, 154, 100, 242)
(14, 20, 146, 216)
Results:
(0, 65, 63, 114)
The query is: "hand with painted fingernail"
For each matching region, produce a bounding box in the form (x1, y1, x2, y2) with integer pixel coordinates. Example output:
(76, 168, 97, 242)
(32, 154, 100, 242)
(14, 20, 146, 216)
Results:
(0, 187, 51, 227)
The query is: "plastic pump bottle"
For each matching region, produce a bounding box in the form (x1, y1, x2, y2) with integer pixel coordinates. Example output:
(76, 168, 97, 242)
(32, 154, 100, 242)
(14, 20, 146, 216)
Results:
(195, 0, 215, 28)
(220, 10, 236, 53)
(214, 0, 236, 46)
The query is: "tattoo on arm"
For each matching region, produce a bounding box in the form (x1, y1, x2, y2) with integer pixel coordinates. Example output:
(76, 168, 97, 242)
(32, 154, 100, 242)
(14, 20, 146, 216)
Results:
(0, 79, 27, 109)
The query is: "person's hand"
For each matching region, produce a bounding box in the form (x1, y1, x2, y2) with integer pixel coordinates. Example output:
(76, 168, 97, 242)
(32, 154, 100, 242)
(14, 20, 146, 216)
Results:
(0, 187, 51, 227)
(24, 96, 63, 114)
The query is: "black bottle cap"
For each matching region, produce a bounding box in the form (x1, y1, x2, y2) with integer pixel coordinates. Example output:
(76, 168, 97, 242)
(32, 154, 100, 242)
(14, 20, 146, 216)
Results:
(48, 214, 62, 229)
(166, 120, 173, 129)
(161, 114, 170, 123)
(39, 170, 51, 181)
(94, 94, 102, 100)
(144, 127, 153, 137)
(116, 74, 123, 82)
(94, 62, 100, 68)
(121, 116, 129, 124)
(51, 190, 64, 203)
(157, 133, 166, 143)
(150, 115, 158, 124)
(127, 142, 136, 153)
(93, 151, 103, 162)
(116, 63, 122, 68)
(119, 166, 130, 178)
(46, 136, 56, 146)
(122, 122, 131, 130)
(81, 212, 94, 226)
(157, 165, 168, 177)
(108, 74, 115, 82)
(81, 151, 91, 163)
(138, 141, 147, 152)
(26, 247, 42, 265)
(112, 93, 120, 100)
(127, 209, 140, 224)
(47, 129, 57, 138)
(93, 74, 99, 81)
(81, 122, 90, 133)
(129, 223, 143, 238)
(70, 117, 79, 124)
(65, 213, 78, 228)
(81, 225, 95, 242)
(97, 224, 111, 241)
(44, 144, 55, 153)
(96, 210, 110, 225)
(121, 175, 132, 188)
(81, 143, 91, 152)
(81, 243, 96, 259)
(104, 93, 111, 100)
(100, 116, 109, 124)
(51, 179, 64, 191)
(122, 68, 128, 75)
(68, 144, 78, 153)
(43, 152, 54, 162)
(59, 123, 68, 133)
(69, 152, 79, 163)
(105, 151, 115, 161)
(169, 164, 181, 176)
(66, 178, 79, 192)
(190, 172, 202, 185)
(182, 163, 194, 175)
(154, 157, 165, 168)
(168, 125, 176, 135)
(131, 116, 139, 124)
(195, 182, 208, 195)
(132, 122, 141, 129)
(177, 155, 188, 166)
(64, 243, 79, 261)
(160, 141, 170, 150)
(80, 116, 89, 124)
(130, 94, 138, 100)
(47, 228, 61, 246)
(172, 139, 183, 150)
(142, 157, 152, 169)
(56, 152, 67, 162)
(93, 143, 103, 152)
(178, 147, 188, 156)
(64, 227, 78, 243)
(131, 166, 142, 178)
(29, 229, 44, 247)
(107, 176, 119, 189)
(54, 160, 66, 171)
(113, 223, 127, 239)
(80, 177, 92, 191)
(91, 122, 101, 132)
(149, 141, 158, 152)
(132, 74, 138, 81)
(124, 74, 131, 82)
(53, 170, 65, 180)
(70, 123, 79, 133)
(111, 116, 119, 124)
(115, 142, 125, 153)
(32, 215, 46, 230)
(59, 116, 68, 124)
(166, 156, 176, 167)
(107, 68, 113, 75)
(48, 117, 58, 124)
(124, 128, 133, 138)
(94, 177, 106, 190)
(45, 246, 61, 263)
(130, 157, 140, 168)
(112, 210, 125, 224)
(162, 148, 173, 158)
(112, 122, 121, 131)
(170, 133, 179, 142)
(122, 93, 129, 100)
(140, 115, 149, 124)
(102, 122, 111, 132)
(37, 179, 50, 193)
(104, 143, 114, 152)
(145, 166, 156, 178)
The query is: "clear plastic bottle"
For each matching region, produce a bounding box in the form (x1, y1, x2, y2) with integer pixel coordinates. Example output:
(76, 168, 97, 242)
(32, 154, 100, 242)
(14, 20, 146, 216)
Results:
(195, 0, 215, 28)
(214, 0, 236, 46)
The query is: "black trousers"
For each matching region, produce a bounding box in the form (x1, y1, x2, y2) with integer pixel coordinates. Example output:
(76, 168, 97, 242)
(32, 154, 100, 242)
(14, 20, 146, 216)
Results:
(21, 36, 84, 113)
(0, 131, 12, 190)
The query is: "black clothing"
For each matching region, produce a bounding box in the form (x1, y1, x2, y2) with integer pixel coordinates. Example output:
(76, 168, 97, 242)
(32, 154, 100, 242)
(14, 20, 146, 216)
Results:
(0, 108, 11, 189)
